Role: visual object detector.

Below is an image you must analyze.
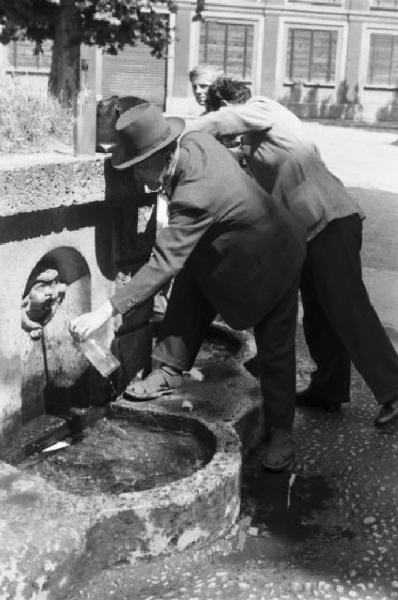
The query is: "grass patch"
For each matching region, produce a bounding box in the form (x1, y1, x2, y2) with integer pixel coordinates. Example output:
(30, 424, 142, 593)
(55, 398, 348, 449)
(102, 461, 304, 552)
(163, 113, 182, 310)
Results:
(0, 70, 73, 154)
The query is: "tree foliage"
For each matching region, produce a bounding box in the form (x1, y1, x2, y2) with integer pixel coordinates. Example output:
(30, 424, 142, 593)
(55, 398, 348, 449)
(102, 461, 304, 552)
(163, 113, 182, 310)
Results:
(0, 0, 178, 55)
(0, 0, 179, 102)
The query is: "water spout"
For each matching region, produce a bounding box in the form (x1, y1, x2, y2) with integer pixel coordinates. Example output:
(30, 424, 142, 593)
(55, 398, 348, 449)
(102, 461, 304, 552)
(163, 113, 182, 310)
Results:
(21, 269, 67, 339)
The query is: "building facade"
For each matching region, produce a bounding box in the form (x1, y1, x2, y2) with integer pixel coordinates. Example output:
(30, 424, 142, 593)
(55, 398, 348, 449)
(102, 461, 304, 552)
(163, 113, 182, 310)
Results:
(1, 0, 397, 123)
(169, 0, 398, 122)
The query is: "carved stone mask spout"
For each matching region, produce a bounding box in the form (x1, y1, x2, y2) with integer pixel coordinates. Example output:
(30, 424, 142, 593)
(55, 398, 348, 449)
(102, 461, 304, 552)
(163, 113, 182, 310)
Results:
(21, 269, 67, 339)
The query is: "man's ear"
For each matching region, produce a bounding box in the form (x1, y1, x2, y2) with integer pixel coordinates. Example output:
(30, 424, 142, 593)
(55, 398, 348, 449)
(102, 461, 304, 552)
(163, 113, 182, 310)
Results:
(221, 99, 229, 107)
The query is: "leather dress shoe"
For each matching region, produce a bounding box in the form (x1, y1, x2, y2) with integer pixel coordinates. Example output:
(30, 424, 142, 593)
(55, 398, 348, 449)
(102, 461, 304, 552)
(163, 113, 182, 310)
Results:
(374, 397, 398, 428)
(296, 388, 344, 413)
(261, 428, 295, 471)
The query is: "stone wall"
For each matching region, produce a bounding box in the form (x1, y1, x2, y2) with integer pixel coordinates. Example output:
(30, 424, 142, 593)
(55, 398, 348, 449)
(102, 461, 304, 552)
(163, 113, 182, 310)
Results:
(0, 153, 156, 462)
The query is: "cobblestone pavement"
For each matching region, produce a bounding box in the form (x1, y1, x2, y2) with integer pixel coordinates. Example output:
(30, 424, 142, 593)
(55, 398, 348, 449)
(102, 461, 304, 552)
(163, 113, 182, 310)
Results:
(64, 329, 398, 600)
(64, 124, 398, 600)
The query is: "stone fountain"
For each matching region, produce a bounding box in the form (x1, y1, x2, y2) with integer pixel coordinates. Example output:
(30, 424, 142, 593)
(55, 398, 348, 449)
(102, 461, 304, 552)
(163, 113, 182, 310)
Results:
(0, 151, 263, 599)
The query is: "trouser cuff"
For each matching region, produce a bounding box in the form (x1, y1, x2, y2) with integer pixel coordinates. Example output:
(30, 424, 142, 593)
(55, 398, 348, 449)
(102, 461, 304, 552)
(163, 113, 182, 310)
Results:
(152, 350, 191, 372)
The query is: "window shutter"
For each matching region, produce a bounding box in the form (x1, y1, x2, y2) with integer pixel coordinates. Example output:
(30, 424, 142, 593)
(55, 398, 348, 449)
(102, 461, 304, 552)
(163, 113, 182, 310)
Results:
(286, 28, 337, 82)
(368, 33, 398, 86)
(9, 40, 52, 70)
(199, 21, 254, 81)
(368, 34, 392, 85)
(312, 31, 336, 82)
(102, 41, 167, 108)
(200, 22, 225, 66)
(287, 29, 311, 81)
(392, 37, 398, 85)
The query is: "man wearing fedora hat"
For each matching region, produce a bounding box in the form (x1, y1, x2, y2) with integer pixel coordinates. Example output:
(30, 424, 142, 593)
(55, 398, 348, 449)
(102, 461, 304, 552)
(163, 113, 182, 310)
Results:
(71, 102, 306, 471)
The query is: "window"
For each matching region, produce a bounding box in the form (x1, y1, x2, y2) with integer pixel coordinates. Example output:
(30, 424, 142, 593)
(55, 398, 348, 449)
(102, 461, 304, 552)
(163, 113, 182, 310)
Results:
(367, 33, 398, 86)
(8, 40, 52, 71)
(199, 21, 254, 81)
(285, 28, 337, 83)
(371, 0, 398, 8)
(289, 0, 341, 4)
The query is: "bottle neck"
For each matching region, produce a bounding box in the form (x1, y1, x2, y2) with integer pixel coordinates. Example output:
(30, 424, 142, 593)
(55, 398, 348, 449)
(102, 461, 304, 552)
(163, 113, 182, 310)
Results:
(81, 67, 89, 91)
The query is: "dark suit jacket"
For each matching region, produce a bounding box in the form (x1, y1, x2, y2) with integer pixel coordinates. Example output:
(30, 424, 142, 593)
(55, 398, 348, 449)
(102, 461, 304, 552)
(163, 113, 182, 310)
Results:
(110, 132, 306, 330)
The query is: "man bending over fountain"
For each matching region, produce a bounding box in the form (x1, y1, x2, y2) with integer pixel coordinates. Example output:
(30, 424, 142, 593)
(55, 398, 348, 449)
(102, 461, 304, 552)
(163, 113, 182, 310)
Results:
(184, 76, 398, 429)
(71, 102, 306, 471)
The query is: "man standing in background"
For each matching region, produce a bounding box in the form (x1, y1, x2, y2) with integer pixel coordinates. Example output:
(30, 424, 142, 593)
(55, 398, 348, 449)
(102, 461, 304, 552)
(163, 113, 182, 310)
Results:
(188, 64, 223, 112)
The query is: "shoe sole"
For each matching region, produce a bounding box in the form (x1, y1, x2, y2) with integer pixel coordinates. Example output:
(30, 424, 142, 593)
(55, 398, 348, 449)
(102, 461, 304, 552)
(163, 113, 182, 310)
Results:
(297, 402, 342, 413)
(123, 387, 181, 402)
(374, 414, 398, 428)
(296, 393, 349, 411)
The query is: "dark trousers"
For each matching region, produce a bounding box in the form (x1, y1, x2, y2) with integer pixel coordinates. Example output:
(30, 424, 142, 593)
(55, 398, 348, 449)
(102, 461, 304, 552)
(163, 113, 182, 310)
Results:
(301, 214, 398, 406)
(153, 268, 299, 429)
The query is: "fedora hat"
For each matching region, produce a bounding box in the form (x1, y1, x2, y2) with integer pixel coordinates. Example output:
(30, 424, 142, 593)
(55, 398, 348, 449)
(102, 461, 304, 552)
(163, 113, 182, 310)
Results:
(111, 103, 185, 169)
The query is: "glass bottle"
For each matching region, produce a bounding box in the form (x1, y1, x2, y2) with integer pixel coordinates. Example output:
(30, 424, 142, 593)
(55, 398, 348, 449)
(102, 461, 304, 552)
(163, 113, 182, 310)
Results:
(73, 58, 97, 156)
(80, 337, 120, 378)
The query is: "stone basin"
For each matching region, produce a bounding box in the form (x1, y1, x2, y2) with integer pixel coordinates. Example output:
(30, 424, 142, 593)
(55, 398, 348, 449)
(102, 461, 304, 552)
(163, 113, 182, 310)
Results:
(0, 325, 263, 599)
(20, 416, 214, 496)
(0, 405, 242, 599)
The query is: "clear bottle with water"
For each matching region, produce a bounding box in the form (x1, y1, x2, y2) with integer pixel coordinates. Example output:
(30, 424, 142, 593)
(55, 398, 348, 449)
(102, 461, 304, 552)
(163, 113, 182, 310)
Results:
(73, 58, 96, 156)
(80, 337, 120, 378)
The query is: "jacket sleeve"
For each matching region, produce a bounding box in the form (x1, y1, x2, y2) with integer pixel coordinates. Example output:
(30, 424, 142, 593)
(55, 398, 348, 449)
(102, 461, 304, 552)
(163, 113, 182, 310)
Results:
(110, 195, 213, 316)
(184, 99, 273, 138)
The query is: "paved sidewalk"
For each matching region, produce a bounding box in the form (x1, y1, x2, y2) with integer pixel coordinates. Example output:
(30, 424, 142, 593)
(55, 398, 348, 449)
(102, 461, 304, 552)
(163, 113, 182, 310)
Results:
(303, 122, 398, 194)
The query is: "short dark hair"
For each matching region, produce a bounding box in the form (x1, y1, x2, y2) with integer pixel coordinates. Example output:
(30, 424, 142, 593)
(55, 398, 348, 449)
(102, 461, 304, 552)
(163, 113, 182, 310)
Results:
(206, 77, 251, 112)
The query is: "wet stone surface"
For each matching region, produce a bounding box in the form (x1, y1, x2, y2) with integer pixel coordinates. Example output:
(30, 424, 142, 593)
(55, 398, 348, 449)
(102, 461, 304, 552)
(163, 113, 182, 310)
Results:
(196, 336, 238, 364)
(240, 466, 336, 543)
(20, 418, 211, 495)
